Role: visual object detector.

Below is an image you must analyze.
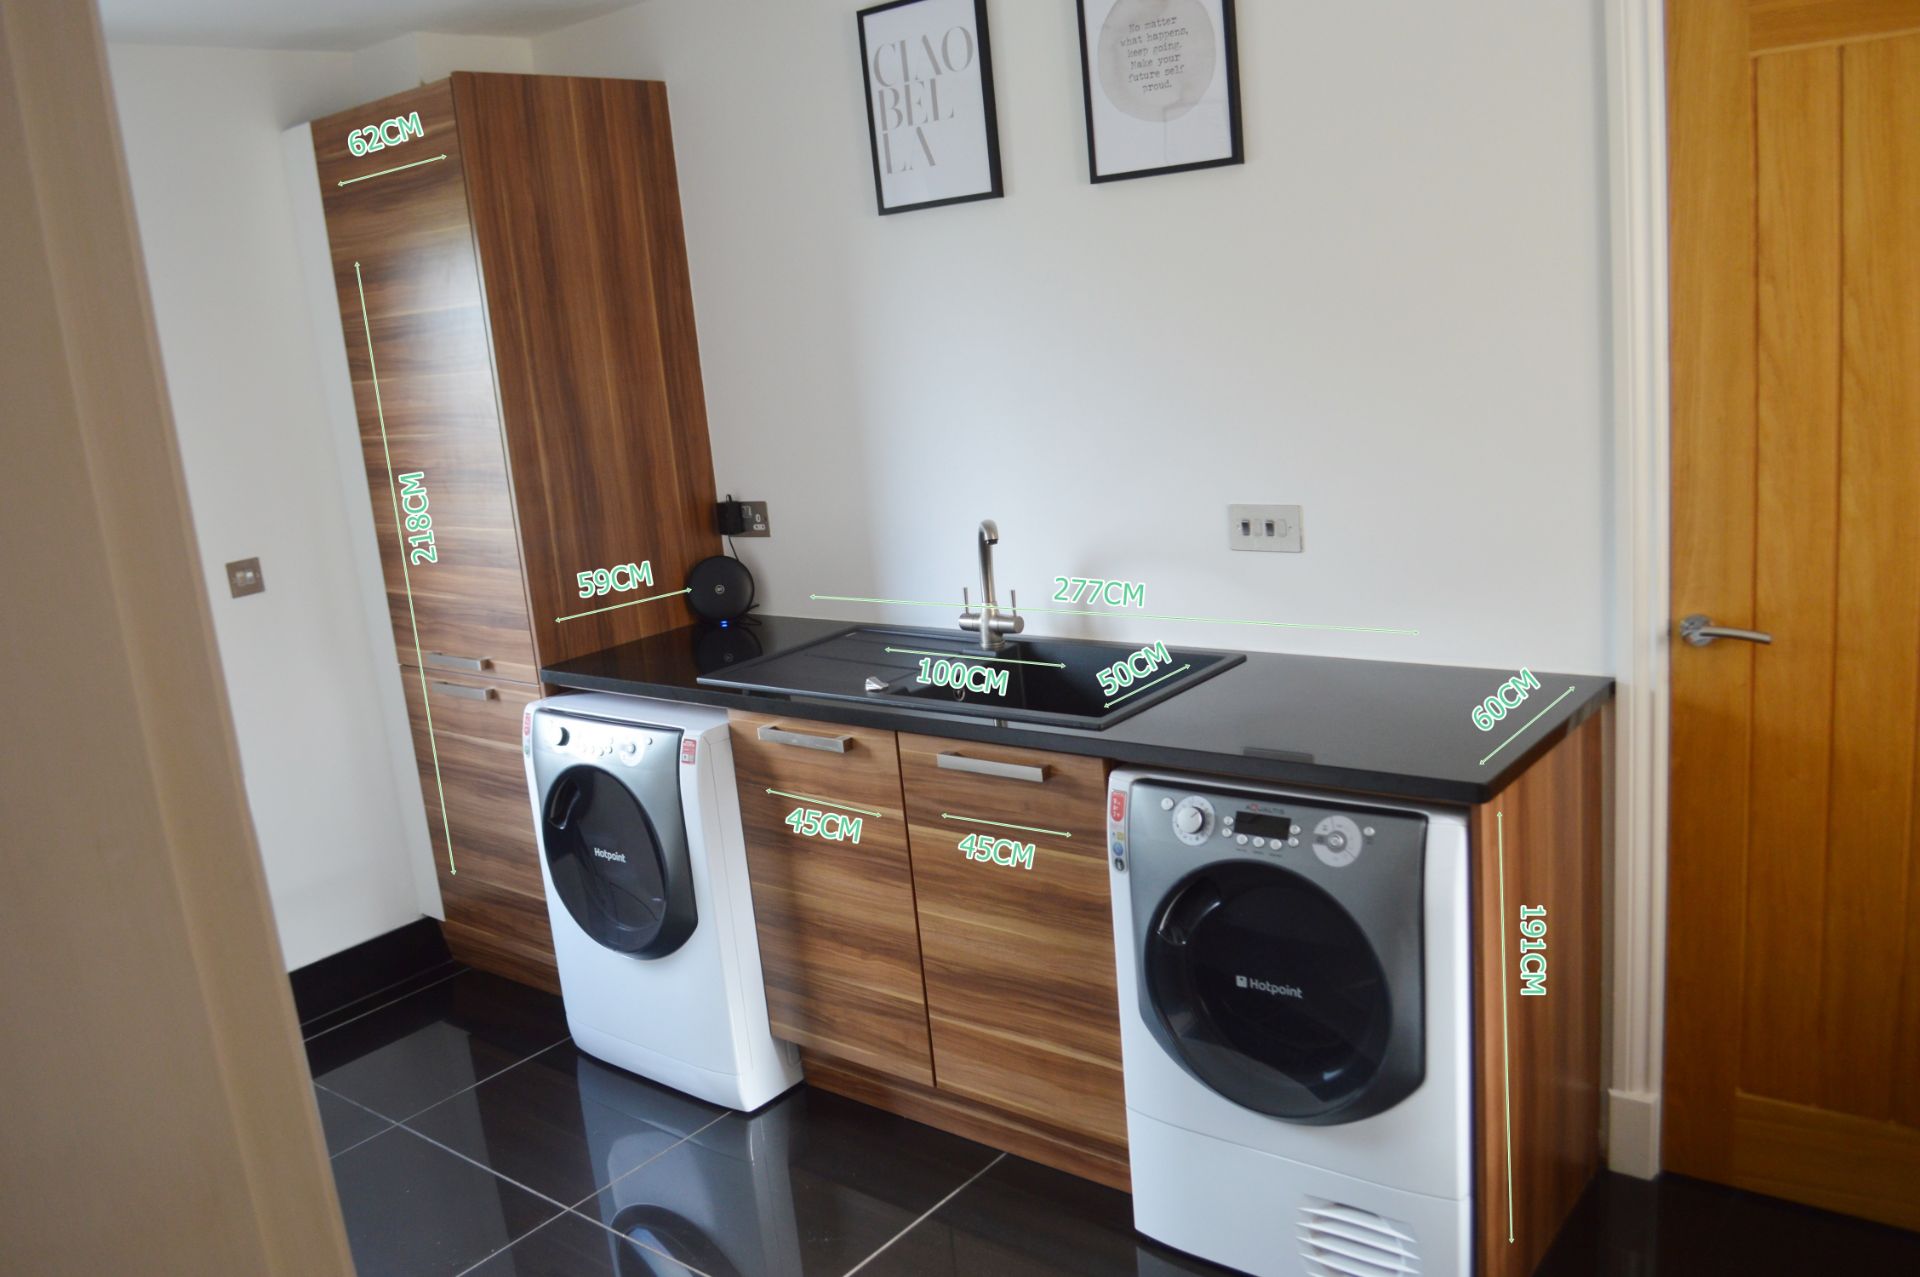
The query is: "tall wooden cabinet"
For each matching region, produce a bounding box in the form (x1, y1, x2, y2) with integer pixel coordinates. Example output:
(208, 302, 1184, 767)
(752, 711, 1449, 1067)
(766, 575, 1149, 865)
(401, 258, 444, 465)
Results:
(312, 74, 719, 988)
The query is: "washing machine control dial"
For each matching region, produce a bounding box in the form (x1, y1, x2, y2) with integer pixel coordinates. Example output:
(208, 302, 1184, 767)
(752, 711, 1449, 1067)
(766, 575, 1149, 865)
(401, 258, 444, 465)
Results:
(1312, 815, 1364, 867)
(542, 721, 570, 748)
(1171, 796, 1214, 845)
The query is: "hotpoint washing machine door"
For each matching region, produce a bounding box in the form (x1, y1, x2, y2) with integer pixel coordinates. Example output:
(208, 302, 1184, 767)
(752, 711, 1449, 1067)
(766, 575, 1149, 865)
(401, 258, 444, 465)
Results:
(1143, 860, 1420, 1125)
(542, 764, 697, 959)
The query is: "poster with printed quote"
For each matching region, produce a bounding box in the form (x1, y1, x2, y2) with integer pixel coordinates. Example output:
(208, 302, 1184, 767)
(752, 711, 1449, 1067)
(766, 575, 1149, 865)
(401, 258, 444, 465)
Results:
(1076, 0, 1243, 182)
(858, 0, 1003, 214)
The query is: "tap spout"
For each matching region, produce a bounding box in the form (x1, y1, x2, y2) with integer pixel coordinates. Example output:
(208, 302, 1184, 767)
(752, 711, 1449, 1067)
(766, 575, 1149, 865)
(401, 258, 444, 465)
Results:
(977, 520, 1000, 613)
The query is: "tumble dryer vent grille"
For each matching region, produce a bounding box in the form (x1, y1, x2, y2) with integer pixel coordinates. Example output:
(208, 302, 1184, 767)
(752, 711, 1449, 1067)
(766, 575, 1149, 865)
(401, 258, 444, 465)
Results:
(1298, 1198, 1421, 1276)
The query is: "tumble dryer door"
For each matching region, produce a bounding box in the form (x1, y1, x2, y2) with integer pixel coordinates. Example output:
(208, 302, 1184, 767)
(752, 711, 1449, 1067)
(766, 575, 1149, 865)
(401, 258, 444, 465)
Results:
(1144, 860, 1418, 1125)
(543, 765, 696, 958)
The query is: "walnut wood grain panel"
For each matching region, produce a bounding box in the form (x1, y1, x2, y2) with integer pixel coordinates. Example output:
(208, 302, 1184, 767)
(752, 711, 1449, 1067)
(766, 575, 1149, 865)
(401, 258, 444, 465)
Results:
(1471, 708, 1605, 1277)
(441, 873, 560, 995)
(1749, 0, 1920, 52)
(1663, 0, 1759, 1185)
(897, 733, 1110, 847)
(802, 1052, 1130, 1192)
(905, 815, 1126, 1149)
(399, 666, 551, 986)
(313, 82, 537, 684)
(452, 73, 719, 665)
(727, 712, 931, 1084)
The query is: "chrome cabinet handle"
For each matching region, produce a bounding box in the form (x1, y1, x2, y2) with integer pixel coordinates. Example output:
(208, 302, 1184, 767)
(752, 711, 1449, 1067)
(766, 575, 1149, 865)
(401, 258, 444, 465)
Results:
(424, 652, 490, 672)
(430, 680, 497, 701)
(1679, 614, 1773, 648)
(936, 752, 1048, 784)
(757, 724, 851, 753)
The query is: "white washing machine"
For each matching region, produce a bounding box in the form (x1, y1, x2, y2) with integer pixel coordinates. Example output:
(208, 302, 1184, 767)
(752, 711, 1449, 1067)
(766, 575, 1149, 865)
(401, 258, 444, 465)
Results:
(525, 693, 801, 1111)
(1107, 770, 1472, 1277)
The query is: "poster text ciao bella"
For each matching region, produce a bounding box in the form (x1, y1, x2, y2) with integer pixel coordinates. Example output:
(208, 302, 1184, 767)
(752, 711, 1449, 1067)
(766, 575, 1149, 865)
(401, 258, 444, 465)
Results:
(871, 24, 977, 174)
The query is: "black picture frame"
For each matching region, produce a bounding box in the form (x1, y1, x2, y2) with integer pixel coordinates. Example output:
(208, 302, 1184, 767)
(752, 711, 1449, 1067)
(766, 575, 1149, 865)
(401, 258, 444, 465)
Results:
(857, 0, 1004, 215)
(1075, 0, 1244, 183)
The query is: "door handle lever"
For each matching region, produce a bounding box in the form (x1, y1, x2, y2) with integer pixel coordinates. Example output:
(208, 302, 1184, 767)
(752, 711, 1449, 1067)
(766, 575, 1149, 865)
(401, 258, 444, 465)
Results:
(1679, 614, 1773, 648)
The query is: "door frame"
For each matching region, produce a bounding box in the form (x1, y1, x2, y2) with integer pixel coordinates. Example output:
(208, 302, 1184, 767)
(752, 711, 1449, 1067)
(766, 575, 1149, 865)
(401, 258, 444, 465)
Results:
(1602, 0, 1673, 1181)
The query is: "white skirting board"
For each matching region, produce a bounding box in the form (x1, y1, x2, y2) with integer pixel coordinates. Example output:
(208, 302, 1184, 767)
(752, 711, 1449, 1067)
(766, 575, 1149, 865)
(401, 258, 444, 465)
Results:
(1607, 1089, 1661, 1179)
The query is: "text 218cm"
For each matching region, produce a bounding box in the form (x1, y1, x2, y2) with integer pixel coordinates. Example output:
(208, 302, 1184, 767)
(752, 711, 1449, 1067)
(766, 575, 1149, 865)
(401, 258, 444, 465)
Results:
(398, 471, 437, 565)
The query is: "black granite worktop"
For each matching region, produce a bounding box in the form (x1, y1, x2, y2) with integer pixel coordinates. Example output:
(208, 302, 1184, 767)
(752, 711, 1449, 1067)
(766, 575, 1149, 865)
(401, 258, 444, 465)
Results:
(542, 615, 1613, 806)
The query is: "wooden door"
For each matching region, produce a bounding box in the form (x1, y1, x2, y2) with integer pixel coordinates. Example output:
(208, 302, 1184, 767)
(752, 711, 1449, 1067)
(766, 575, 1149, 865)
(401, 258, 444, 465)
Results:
(312, 81, 539, 686)
(1667, 0, 1920, 1231)
(726, 712, 934, 1084)
(399, 669, 555, 991)
(896, 735, 1125, 1152)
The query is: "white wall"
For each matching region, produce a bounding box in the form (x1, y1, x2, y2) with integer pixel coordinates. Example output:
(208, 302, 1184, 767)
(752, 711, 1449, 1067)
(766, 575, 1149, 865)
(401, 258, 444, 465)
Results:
(107, 44, 435, 970)
(534, 0, 1614, 673)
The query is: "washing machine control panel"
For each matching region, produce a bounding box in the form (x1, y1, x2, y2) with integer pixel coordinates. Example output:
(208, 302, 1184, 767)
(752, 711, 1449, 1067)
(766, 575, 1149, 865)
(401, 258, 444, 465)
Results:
(1117, 779, 1411, 876)
(531, 713, 677, 769)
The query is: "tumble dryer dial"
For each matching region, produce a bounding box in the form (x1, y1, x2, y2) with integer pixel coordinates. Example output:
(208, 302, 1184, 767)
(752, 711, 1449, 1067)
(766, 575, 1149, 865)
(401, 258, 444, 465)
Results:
(1312, 814, 1364, 867)
(1171, 796, 1214, 845)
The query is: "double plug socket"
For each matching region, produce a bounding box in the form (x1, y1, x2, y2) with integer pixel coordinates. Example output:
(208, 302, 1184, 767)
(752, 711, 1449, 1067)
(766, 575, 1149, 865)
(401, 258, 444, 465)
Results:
(1228, 504, 1303, 553)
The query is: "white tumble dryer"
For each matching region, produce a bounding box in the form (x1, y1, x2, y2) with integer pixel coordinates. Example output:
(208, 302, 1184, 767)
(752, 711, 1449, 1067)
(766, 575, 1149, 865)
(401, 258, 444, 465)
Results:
(1107, 769, 1472, 1277)
(525, 693, 801, 1111)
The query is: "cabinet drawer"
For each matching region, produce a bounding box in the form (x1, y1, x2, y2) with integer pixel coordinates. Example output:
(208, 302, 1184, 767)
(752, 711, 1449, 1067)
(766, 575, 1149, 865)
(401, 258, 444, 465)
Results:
(898, 734, 1109, 848)
(400, 666, 543, 903)
(728, 712, 932, 1085)
(900, 735, 1124, 1147)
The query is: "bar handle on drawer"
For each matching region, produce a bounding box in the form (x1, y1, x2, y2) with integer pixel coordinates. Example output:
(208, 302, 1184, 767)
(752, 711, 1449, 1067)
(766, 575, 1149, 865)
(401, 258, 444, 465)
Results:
(757, 724, 851, 753)
(936, 752, 1048, 784)
(430, 680, 497, 701)
(424, 652, 490, 672)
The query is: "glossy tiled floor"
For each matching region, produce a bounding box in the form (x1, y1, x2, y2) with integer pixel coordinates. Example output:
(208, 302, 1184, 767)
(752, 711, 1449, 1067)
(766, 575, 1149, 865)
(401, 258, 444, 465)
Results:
(303, 968, 1920, 1276)
(302, 966, 1233, 1276)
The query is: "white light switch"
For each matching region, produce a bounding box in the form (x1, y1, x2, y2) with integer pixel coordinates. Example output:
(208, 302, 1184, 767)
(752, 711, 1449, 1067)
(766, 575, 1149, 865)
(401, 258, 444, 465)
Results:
(1228, 505, 1303, 553)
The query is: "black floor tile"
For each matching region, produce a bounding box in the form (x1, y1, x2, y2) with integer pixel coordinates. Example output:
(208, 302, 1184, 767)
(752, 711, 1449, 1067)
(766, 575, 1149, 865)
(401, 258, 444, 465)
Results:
(300, 960, 464, 1038)
(1535, 1171, 1920, 1276)
(306, 969, 568, 1121)
(314, 1084, 392, 1157)
(462, 1210, 699, 1277)
(860, 1154, 1236, 1276)
(573, 1086, 999, 1277)
(292, 918, 455, 1026)
(331, 1125, 562, 1277)
(404, 1041, 726, 1207)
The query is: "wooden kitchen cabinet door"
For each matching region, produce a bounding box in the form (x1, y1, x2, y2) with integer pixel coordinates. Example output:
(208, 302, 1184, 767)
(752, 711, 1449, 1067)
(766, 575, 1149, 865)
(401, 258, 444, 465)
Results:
(399, 667, 555, 989)
(313, 81, 539, 685)
(897, 734, 1126, 1149)
(727, 712, 932, 1085)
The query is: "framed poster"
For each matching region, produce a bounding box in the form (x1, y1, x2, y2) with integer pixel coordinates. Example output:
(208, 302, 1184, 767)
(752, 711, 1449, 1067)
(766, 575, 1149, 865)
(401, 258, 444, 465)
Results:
(858, 0, 1004, 215)
(1076, 0, 1243, 182)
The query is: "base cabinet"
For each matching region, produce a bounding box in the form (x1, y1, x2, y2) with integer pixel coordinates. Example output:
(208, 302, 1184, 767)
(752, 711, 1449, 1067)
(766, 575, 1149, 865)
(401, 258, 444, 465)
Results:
(727, 713, 932, 1084)
(897, 733, 1126, 1151)
(728, 711, 1129, 1186)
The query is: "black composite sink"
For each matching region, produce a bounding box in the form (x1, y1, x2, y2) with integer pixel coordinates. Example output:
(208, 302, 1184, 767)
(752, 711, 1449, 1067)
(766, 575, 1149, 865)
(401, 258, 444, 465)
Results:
(695, 625, 1244, 730)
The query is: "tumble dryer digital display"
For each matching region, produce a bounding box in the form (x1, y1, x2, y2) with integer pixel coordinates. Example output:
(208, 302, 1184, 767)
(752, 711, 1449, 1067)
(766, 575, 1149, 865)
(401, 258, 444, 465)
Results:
(1233, 810, 1293, 840)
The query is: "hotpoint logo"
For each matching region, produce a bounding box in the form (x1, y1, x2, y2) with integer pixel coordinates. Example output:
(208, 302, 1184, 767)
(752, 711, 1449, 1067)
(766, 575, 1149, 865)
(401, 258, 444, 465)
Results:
(592, 846, 627, 864)
(1236, 974, 1303, 999)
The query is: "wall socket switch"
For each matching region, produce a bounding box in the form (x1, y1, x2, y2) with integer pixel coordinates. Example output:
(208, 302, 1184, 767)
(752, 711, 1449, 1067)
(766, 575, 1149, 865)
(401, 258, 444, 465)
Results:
(226, 557, 265, 597)
(1228, 504, 1303, 553)
(715, 499, 770, 537)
